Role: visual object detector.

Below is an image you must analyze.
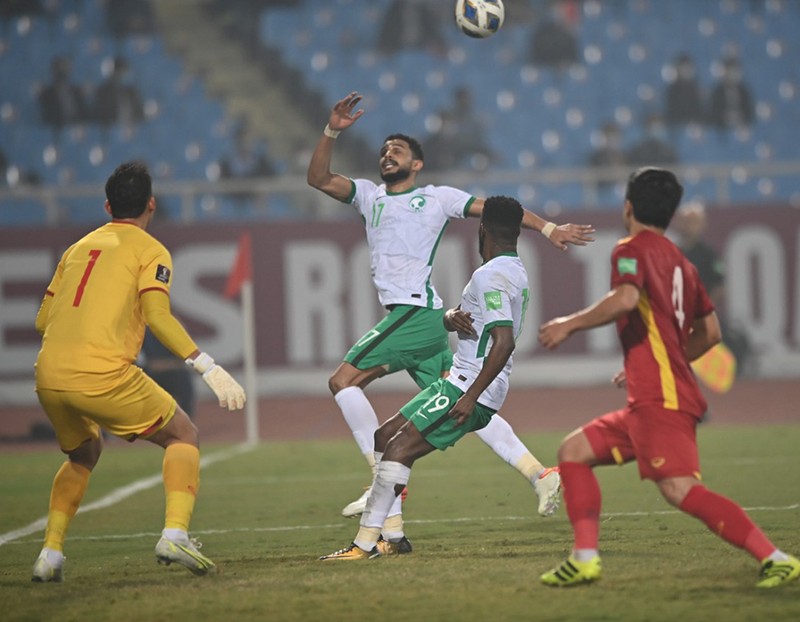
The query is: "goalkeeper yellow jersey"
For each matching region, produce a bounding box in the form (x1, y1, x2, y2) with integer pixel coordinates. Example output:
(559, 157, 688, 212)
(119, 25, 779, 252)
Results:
(36, 222, 175, 392)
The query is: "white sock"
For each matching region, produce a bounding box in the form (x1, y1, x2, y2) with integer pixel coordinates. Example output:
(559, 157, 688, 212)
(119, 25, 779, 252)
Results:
(386, 494, 403, 519)
(334, 386, 379, 460)
(767, 549, 790, 562)
(359, 461, 411, 531)
(573, 548, 599, 562)
(41, 547, 65, 563)
(474, 415, 544, 481)
(162, 528, 189, 543)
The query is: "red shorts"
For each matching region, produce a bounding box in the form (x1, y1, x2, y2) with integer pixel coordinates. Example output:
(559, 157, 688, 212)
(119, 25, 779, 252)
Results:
(582, 405, 701, 481)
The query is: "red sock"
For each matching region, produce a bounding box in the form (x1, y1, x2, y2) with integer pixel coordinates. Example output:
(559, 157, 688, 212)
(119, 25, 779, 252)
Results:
(560, 461, 602, 550)
(679, 485, 775, 561)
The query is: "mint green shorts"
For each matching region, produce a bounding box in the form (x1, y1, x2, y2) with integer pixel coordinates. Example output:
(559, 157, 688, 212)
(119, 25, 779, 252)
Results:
(399, 378, 496, 450)
(344, 305, 452, 389)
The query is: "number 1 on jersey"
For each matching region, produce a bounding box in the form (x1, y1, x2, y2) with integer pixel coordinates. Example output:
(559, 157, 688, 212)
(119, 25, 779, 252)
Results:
(72, 249, 102, 307)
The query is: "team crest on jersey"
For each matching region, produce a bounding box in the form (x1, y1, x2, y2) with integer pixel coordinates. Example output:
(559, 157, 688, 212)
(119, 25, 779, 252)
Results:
(155, 264, 171, 284)
(484, 291, 502, 310)
(409, 195, 426, 212)
(617, 257, 638, 275)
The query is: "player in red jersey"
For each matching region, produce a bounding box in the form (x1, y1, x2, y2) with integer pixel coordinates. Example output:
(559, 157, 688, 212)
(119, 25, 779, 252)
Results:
(537, 167, 799, 589)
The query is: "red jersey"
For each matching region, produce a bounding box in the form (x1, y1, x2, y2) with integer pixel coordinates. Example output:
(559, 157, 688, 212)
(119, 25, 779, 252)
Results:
(611, 230, 715, 418)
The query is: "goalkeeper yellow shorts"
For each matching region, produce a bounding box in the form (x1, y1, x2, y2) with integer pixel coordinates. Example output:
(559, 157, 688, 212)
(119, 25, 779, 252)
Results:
(37, 365, 177, 452)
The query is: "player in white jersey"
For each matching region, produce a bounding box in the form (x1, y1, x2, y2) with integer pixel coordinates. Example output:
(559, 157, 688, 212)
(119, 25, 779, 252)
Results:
(308, 92, 593, 537)
(320, 196, 531, 559)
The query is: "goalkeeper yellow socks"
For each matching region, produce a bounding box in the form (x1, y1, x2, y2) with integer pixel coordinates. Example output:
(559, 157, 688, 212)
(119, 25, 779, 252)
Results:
(43, 461, 91, 552)
(163, 443, 200, 531)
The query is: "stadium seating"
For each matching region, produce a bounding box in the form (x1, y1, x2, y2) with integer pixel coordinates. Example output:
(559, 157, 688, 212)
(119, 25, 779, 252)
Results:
(1, 0, 798, 226)
(0, 1, 232, 225)
(257, 0, 799, 210)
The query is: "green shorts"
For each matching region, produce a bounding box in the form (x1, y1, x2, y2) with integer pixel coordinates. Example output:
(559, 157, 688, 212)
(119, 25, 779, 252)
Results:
(344, 305, 452, 389)
(399, 378, 496, 450)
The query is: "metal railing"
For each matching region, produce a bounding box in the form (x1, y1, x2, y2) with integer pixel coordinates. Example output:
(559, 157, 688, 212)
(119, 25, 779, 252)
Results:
(2, 160, 799, 226)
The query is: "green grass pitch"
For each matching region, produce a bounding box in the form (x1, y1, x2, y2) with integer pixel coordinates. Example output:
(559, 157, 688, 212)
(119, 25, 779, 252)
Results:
(1, 424, 798, 621)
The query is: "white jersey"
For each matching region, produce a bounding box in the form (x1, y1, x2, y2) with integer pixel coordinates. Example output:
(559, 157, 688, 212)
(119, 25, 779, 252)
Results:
(447, 253, 529, 411)
(348, 179, 474, 308)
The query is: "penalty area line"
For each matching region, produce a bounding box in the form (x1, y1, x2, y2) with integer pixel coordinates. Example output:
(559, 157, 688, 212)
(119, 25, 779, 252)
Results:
(0, 442, 257, 548)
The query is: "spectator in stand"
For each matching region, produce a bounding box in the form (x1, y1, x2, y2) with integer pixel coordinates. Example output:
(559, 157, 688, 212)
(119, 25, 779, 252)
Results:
(665, 53, 706, 128)
(376, 0, 447, 57)
(219, 124, 277, 180)
(38, 56, 90, 135)
(626, 113, 678, 167)
(425, 87, 494, 172)
(529, 0, 579, 73)
(672, 202, 751, 375)
(589, 121, 626, 168)
(0, 0, 42, 19)
(588, 121, 627, 192)
(0, 147, 7, 184)
(92, 57, 145, 128)
(106, 0, 155, 39)
(708, 55, 755, 131)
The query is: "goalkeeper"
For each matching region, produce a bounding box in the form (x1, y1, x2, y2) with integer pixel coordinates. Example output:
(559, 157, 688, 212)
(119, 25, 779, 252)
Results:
(31, 161, 245, 583)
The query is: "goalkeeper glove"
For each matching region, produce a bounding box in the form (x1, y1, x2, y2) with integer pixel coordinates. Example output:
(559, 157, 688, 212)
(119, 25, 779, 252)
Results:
(186, 352, 246, 411)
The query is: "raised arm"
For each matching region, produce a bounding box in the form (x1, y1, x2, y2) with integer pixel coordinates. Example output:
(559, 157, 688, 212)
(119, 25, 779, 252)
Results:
(466, 198, 595, 251)
(306, 91, 365, 202)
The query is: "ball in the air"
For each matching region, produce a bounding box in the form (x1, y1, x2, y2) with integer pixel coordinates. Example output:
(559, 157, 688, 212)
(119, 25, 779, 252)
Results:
(455, 0, 505, 39)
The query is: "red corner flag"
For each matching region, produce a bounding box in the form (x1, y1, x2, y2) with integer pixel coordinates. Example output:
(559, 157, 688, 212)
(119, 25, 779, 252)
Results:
(224, 233, 252, 299)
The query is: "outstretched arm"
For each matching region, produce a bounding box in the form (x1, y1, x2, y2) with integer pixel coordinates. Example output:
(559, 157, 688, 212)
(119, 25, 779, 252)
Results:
(538, 283, 640, 350)
(307, 91, 365, 202)
(466, 198, 595, 251)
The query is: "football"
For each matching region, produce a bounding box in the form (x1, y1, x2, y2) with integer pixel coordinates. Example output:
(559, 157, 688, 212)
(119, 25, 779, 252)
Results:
(455, 0, 505, 39)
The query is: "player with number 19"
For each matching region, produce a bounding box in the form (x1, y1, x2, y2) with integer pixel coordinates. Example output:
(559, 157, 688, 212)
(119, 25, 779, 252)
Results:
(320, 196, 531, 560)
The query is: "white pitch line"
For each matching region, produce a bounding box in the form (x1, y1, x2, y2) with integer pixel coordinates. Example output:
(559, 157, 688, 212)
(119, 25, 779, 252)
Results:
(2, 504, 798, 547)
(0, 442, 257, 547)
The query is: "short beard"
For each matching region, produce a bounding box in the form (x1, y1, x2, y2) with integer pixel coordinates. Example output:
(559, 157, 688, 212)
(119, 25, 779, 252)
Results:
(380, 167, 411, 184)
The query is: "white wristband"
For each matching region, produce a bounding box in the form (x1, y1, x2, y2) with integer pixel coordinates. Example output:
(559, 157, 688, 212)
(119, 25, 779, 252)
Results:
(323, 124, 340, 139)
(541, 222, 557, 239)
(186, 352, 215, 375)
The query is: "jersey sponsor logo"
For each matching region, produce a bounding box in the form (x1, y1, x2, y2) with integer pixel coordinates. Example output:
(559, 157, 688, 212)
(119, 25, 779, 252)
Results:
(484, 290, 502, 310)
(617, 257, 638, 275)
(650, 457, 666, 469)
(155, 264, 171, 284)
(409, 195, 426, 212)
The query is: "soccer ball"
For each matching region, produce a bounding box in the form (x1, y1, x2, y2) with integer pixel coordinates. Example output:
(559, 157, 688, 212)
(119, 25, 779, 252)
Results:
(454, 0, 505, 39)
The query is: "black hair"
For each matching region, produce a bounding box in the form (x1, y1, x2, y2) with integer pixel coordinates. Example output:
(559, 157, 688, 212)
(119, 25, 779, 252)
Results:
(625, 167, 684, 229)
(105, 161, 152, 218)
(383, 133, 424, 161)
(481, 195, 523, 241)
